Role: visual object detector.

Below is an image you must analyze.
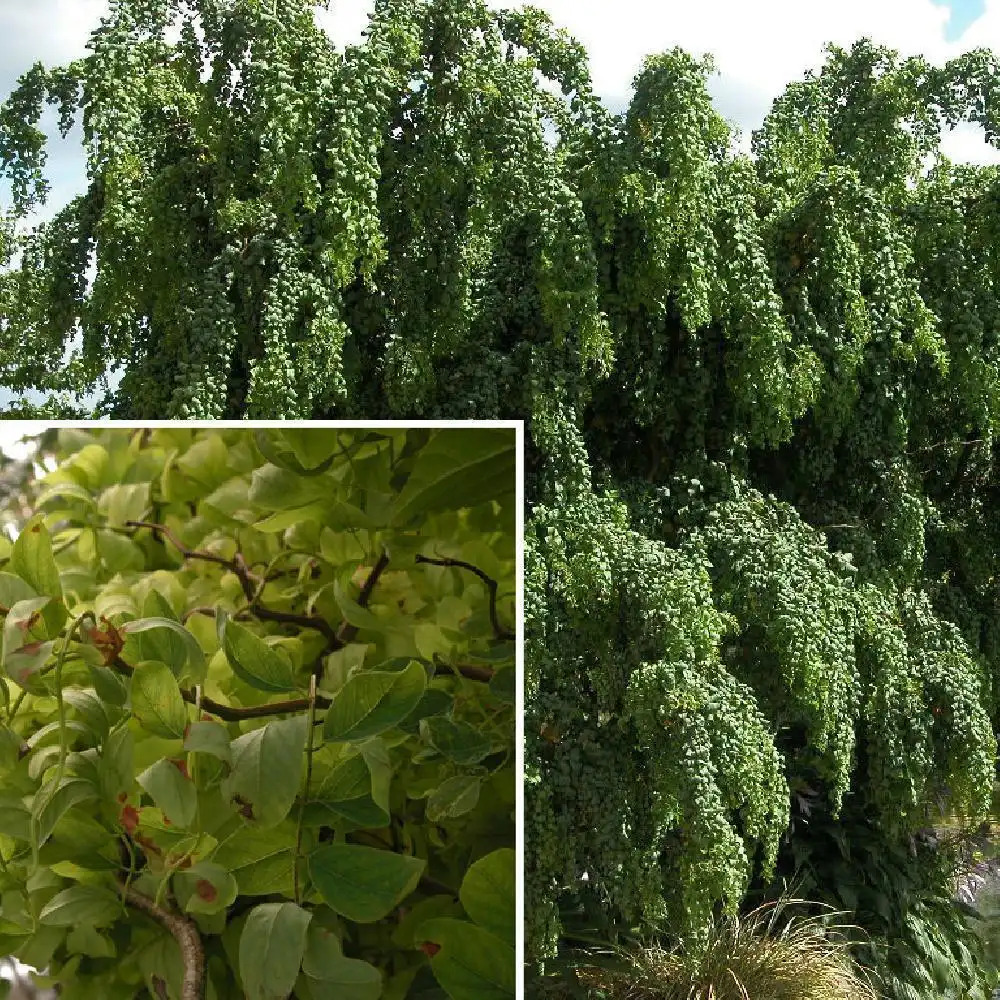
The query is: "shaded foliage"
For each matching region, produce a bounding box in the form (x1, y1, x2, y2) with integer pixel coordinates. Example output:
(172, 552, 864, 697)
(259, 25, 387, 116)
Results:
(5, 1, 1000, 993)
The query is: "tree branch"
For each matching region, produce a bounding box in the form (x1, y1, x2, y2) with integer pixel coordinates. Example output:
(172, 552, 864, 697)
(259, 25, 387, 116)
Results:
(126, 520, 342, 648)
(111, 656, 331, 720)
(336, 549, 391, 647)
(118, 879, 205, 1000)
(414, 554, 515, 640)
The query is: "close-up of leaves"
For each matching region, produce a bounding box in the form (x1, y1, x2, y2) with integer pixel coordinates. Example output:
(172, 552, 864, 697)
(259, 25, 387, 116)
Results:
(5, 0, 1000, 998)
(0, 426, 516, 1000)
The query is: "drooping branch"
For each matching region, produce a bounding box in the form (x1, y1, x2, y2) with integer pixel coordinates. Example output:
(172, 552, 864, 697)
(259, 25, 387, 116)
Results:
(117, 879, 205, 1000)
(414, 554, 516, 640)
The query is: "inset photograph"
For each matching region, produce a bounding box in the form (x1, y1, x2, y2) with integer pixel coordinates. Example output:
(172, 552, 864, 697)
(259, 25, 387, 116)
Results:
(0, 424, 517, 1000)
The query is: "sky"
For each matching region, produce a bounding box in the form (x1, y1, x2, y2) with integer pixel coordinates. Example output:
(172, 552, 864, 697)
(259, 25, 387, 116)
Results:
(0, 423, 46, 460)
(0, 0, 999, 407)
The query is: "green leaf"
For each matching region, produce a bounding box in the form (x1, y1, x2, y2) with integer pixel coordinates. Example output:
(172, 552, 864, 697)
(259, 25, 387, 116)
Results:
(33, 778, 98, 846)
(324, 661, 426, 742)
(35, 482, 97, 509)
(398, 688, 454, 733)
(0, 573, 38, 610)
(308, 754, 389, 830)
(129, 590, 189, 673)
(65, 924, 116, 959)
(221, 716, 307, 827)
(302, 924, 382, 1000)
(331, 581, 404, 635)
(392, 430, 516, 525)
(87, 663, 128, 706)
(0, 795, 31, 841)
(120, 618, 205, 676)
(130, 660, 188, 738)
(175, 861, 239, 915)
(183, 720, 232, 764)
(488, 668, 515, 704)
(308, 844, 425, 923)
(239, 902, 312, 1000)
(255, 430, 343, 476)
(38, 885, 121, 928)
(2, 597, 54, 684)
(459, 849, 515, 945)
(212, 825, 296, 896)
(418, 918, 515, 1000)
(249, 464, 332, 510)
(420, 718, 492, 764)
(98, 723, 133, 801)
(97, 483, 151, 527)
(426, 776, 481, 823)
(11, 516, 63, 606)
(253, 502, 335, 534)
(222, 616, 299, 693)
(137, 758, 197, 828)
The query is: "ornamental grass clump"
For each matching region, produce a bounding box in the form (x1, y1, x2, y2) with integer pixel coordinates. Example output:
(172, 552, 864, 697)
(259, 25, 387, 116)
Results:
(579, 901, 877, 1000)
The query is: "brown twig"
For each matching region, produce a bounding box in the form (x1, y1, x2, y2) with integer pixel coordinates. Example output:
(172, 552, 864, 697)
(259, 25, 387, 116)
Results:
(336, 550, 391, 647)
(126, 520, 341, 648)
(117, 879, 205, 1000)
(111, 656, 331, 720)
(447, 661, 495, 683)
(414, 554, 515, 641)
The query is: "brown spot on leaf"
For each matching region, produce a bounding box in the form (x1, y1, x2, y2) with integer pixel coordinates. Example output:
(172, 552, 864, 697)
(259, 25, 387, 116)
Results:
(119, 804, 140, 834)
(419, 941, 441, 958)
(169, 757, 190, 779)
(195, 879, 217, 902)
(233, 794, 255, 820)
(135, 833, 162, 856)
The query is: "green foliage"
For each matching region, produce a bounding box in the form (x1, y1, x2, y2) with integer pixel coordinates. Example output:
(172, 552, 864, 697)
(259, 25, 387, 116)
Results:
(0, 426, 516, 1000)
(772, 806, 998, 1000)
(6, 1, 1000, 995)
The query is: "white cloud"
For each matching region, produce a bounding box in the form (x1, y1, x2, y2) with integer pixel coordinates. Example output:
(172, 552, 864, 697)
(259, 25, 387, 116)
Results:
(0, 423, 47, 460)
(311, 0, 1000, 163)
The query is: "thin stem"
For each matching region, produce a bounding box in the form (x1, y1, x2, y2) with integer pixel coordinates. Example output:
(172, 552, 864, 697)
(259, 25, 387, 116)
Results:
(294, 675, 317, 905)
(414, 553, 515, 640)
(110, 656, 330, 720)
(7, 686, 28, 725)
(30, 613, 86, 868)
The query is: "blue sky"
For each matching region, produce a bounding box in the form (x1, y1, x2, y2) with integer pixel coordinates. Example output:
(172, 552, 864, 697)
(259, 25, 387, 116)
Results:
(935, 0, 987, 38)
(1, 0, 999, 409)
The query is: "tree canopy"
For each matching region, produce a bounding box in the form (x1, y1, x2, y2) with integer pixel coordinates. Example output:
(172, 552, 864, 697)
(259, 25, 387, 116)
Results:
(0, 426, 516, 1000)
(6, 0, 1000, 994)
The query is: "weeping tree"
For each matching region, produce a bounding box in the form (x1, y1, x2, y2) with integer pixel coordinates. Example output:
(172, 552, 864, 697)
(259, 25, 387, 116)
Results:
(6, 0, 1000, 995)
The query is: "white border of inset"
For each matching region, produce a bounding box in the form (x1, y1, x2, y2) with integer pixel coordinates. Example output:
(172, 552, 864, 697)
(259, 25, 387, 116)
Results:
(0, 417, 527, 997)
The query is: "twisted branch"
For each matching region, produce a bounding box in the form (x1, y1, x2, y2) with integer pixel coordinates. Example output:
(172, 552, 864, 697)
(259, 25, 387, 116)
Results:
(118, 879, 205, 1000)
(126, 520, 341, 648)
(414, 554, 515, 640)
